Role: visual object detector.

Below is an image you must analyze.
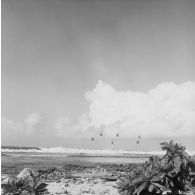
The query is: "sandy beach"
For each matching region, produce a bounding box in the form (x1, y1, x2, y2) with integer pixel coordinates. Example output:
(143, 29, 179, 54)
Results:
(1, 160, 139, 195)
(45, 166, 121, 195)
(1, 150, 143, 194)
(1, 149, 195, 195)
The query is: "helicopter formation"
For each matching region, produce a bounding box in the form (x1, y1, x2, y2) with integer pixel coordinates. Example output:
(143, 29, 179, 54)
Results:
(136, 135, 141, 144)
(90, 132, 141, 145)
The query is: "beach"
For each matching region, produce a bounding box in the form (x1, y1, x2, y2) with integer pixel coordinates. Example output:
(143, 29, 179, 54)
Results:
(1, 163, 133, 195)
(1, 148, 145, 195)
(2, 147, 195, 195)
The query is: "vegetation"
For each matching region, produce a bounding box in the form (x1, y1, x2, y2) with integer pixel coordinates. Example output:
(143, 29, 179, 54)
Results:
(1, 171, 48, 195)
(19, 172, 48, 195)
(118, 140, 195, 195)
(1, 176, 22, 195)
(2, 140, 195, 195)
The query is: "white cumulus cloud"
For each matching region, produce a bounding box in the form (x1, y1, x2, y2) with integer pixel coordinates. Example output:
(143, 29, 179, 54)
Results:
(54, 115, 90, 138)
(83, 80, 195, 138)
(25, 113, 44, 136)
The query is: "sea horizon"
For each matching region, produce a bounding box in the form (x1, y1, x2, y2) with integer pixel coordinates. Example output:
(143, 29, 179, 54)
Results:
(2, 145, 195, 156)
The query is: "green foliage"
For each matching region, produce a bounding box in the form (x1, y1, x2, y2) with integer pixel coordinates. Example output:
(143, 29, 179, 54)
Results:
(1, 171, 48, 195)
(118, 140, 195, 195)
(20, 172, 48, 195)
(1, 177, 22, 195)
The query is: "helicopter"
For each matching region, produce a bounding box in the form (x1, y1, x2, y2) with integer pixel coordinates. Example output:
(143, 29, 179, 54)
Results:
(91, 137, 95, 141)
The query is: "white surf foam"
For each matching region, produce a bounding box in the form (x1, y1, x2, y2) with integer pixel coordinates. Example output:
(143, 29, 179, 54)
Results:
(2, 147, 195, 156)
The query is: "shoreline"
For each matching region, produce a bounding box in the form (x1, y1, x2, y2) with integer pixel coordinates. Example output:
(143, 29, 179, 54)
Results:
(1, 148, 195, 194)
(1, 162, 140, 195)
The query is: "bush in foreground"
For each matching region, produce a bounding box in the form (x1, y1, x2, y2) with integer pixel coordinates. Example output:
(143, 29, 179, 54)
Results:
(1, 169, 48, 195)
(118, 141, 195, 195)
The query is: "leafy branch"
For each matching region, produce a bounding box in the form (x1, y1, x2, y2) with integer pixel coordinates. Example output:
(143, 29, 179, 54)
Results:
(1, 170, 48, 195)
(118, 140, 195, 195)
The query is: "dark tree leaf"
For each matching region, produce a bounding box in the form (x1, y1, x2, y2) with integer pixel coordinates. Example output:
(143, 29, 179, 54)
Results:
(21, 184, 34, 192)
(133, 182, 146, 195)
(36, 183, 48, 192)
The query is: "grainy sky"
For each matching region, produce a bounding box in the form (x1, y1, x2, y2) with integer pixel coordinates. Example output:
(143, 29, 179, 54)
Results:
(2, 0, 195, 150)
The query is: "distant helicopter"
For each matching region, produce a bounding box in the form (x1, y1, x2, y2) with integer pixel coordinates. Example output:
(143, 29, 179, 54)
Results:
(91, 137, 95, 141)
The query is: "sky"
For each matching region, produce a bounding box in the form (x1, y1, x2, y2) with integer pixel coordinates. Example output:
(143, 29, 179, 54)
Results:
(2, 0, 195, 151)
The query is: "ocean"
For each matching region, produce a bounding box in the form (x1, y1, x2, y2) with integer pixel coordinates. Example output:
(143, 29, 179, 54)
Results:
(1, 146, 195, 174)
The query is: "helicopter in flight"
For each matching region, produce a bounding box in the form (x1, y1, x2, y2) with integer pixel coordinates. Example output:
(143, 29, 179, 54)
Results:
(136, 135, 142, 144)
(91, 137, 95, 141)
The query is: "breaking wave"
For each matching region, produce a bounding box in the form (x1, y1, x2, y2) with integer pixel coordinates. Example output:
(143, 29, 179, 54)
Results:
(2, 146, 195, 156)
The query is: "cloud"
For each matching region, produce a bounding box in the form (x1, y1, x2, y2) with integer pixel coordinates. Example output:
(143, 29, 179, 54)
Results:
(54, 117, 70, 137)
(55, 117, 69, 129)
(83, 80, 195, 138)
(54, 115, 90, 138)
(25, 113, 44, 136)
(1, 117, 18, 137)
(3, 81, 195, 141)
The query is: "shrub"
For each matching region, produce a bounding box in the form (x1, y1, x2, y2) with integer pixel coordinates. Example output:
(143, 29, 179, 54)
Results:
(19, 172, 48, 195)
(117, 140, 195, 195)
(1, 170, 48, 195)
(1, 176, 22, 195)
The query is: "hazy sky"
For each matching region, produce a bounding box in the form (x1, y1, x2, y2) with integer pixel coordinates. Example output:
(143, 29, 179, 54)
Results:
(2, 0, 195, 150)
